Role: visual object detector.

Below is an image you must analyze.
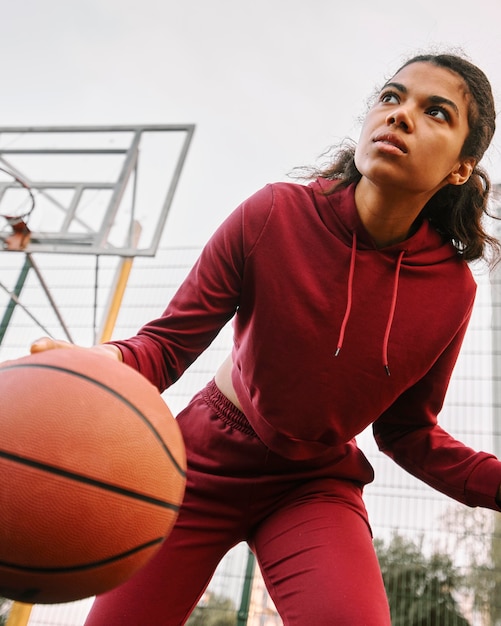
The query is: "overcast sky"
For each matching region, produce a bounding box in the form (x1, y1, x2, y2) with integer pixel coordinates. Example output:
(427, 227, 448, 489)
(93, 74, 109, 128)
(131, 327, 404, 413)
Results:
(2, 0, 501, 247)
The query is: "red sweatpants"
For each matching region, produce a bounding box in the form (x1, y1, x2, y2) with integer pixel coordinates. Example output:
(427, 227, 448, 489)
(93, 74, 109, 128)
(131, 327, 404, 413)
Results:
(84, 380, 390, 625)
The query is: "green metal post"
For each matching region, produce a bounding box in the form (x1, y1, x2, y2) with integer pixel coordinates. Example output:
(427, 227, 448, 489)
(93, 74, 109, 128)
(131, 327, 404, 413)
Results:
(0, 256, 31, 345)
(236, 548, 256, 626)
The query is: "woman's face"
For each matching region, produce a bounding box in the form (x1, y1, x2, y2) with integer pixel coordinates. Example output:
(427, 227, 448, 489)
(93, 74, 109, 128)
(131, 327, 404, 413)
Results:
(354, 62, 474, 199)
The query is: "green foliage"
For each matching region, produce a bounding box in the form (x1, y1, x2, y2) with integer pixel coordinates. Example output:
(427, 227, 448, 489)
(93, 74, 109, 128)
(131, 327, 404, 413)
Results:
(375, 533, 471, 626)
(186, 592, 237, 626)
(439, 504, 501, 625)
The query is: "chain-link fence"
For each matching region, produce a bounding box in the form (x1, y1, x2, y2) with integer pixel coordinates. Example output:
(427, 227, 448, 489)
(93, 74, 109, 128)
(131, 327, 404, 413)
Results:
(1, 247, 500, 626)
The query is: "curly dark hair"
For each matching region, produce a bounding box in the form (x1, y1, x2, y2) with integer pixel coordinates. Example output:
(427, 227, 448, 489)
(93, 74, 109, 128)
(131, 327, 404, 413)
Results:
(308, 53, 499, 265)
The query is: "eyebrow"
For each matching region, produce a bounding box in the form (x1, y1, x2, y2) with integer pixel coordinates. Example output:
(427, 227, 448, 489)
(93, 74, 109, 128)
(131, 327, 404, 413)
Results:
(382, 81, 460, 117)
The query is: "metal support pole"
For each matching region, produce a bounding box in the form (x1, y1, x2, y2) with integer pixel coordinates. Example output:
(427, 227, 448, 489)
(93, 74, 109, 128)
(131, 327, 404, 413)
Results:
(5, 602, 32, 626)
(0, 256, 31, 345)
(26, 253, 73, 343)
(98, 222, 141, 343)
(236, 548, 256, 626)
(489, 186, 501, 626)
(490, 267, 501, 625)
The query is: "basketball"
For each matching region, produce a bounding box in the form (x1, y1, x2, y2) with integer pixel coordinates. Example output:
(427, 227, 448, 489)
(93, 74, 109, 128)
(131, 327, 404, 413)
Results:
(0, 348, 187, 604)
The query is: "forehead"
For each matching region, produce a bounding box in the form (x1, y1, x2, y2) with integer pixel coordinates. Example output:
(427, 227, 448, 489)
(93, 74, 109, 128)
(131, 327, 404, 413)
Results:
(388, 62, 470, 108)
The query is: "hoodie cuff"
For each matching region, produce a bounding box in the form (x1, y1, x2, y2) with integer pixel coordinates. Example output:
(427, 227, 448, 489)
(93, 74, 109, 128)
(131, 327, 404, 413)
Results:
(465, 456, 501, 511)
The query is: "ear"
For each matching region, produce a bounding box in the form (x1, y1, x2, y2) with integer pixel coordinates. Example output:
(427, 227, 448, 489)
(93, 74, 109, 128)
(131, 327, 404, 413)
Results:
(446, 158, 475, 186)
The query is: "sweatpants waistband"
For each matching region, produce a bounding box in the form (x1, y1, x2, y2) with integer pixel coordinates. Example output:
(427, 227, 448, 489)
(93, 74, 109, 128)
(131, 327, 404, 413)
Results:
(201, 378, 257, 438)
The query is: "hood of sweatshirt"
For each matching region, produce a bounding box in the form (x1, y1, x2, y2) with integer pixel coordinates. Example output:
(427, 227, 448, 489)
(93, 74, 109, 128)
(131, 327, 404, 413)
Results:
(311, 177, 460, 265)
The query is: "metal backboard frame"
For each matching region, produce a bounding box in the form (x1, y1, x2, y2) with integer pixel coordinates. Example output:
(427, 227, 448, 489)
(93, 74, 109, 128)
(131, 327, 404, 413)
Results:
(0, 124, 195, 256)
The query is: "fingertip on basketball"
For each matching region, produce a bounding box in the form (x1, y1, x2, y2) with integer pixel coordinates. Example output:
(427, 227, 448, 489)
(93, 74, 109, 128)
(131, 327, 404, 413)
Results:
(30, 336, 52, 353)
(30, 337, 70, 353)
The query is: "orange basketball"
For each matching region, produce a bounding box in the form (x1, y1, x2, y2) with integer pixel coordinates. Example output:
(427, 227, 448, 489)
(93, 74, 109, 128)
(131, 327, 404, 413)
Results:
(0, 348, 186, 604)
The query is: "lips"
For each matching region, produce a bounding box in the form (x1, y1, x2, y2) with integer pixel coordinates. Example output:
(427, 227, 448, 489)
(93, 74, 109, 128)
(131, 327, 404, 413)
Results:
(373, 132, 408, 154)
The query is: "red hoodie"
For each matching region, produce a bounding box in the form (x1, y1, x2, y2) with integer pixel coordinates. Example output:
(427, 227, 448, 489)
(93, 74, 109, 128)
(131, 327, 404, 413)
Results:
(112, 180, 501, 511)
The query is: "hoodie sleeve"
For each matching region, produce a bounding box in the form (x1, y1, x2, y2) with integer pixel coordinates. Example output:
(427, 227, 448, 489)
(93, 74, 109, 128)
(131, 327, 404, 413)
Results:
(373, 312, 501, 512)
(108, 185, 274, 391)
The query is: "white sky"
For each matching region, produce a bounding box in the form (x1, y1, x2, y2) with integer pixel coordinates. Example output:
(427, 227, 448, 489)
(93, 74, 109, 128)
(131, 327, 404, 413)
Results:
(2, 0, 501, 246)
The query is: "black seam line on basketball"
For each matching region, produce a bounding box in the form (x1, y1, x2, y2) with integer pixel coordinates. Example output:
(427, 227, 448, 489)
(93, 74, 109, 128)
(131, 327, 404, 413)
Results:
(3, 362, 186, 478)
(0, 537, 165, 574)
(0, 450, 180, 512)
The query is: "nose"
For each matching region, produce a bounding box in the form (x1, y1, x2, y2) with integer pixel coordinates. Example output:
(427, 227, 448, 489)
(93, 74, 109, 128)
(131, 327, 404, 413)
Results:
(386, 106, 413, 132)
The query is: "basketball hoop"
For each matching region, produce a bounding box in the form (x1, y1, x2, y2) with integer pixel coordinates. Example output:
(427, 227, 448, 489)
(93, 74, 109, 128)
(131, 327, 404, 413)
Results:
(0, 166, 35, 251)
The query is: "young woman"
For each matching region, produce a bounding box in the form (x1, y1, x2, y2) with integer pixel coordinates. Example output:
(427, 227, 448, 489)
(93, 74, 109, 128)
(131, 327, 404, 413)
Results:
(32, 52, 501, 625)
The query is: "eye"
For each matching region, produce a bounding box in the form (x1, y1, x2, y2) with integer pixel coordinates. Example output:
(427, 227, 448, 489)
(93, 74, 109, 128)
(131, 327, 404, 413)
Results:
(427, 106, 450, 122)
(380, 91, 400, 104)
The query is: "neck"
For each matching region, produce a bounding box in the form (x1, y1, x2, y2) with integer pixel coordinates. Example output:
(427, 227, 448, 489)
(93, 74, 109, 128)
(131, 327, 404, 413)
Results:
(354, 179, 428, 248)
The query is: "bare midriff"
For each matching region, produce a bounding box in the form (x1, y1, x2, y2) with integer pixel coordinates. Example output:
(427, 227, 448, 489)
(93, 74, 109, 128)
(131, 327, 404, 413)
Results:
(214, 353, 244, 412)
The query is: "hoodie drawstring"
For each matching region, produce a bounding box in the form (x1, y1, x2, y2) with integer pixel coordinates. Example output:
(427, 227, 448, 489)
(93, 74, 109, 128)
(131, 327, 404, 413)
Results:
(334, 232, 405, 377)
(382, 249, 405, 376)
(334, 231, 357, 357)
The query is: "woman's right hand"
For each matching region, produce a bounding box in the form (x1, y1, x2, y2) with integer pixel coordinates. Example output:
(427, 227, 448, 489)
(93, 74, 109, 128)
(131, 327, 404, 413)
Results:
(30, 337, 123, 361)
